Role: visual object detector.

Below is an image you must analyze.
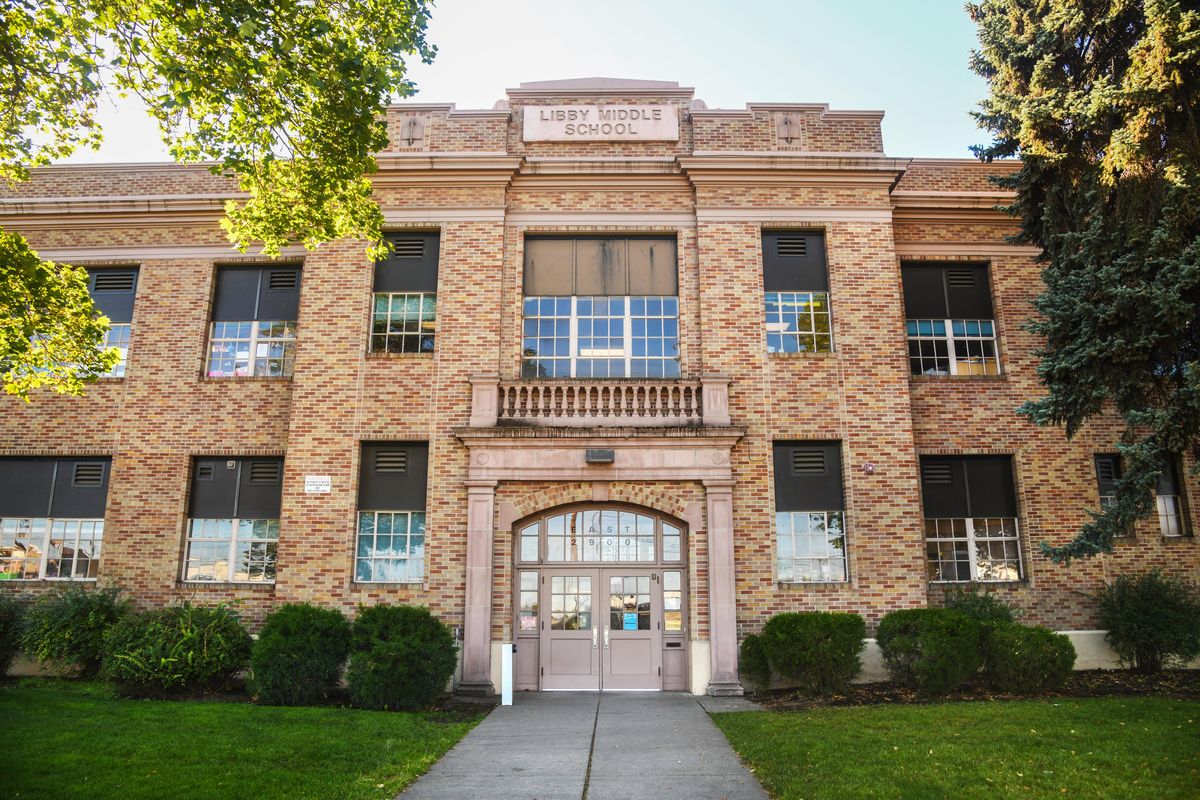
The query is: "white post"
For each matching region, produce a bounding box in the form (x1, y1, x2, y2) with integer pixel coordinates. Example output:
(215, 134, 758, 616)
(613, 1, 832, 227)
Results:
(501, 642, 513, 706)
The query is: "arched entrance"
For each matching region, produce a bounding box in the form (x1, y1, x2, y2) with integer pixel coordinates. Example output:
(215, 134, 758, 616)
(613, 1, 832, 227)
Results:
(512, 504, 689, 691)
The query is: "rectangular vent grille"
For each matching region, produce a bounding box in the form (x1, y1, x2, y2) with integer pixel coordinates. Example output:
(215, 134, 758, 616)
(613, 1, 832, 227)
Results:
(197, 464, 214, 481)
(93, 271, 136, 293)
(922, 463, 954, 485)
(268, 270, 298, 291)
(776, 236, 808, 258)
(947, 268, 977, 288)
(792, 450, 825, 475)
(72, 463, 104, 487)
(248, 461, 281, 484)
(1097, 459, 1117, 482)
(375, 450, 408, 473)
(392, 238, 424, 258)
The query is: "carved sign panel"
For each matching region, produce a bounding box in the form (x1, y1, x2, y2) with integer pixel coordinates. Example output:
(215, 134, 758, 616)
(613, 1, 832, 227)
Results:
(523, 105, 679, 142)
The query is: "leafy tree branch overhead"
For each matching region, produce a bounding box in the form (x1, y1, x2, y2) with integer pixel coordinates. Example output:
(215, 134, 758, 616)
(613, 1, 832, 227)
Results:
(970, 0, 1200, 561)
(0, 0, 435, 398)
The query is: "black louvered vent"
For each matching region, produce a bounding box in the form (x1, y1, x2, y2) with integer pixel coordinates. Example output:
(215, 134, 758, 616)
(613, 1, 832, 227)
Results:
(375, 450, 408, 473)
(197, 464, 214, 481)
(922, 463, 953, 485)
(248, 461, 281, 484)
(72, 463, 104, 487)
(1097, 459, 1116, 483)
(392, 238, 424, 258)
(947, 268, 977, 288)
(792, 450, 825, 475)
(776, 236, 808, 258)
(93, 271, 136, 292)
(268, 270, 298, 290)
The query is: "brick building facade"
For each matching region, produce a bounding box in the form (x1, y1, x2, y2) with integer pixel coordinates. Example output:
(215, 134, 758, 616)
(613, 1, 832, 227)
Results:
(1, 78, 1196, 695)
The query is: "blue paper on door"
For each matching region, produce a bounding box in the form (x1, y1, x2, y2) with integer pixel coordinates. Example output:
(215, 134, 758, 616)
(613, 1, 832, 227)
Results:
(623, 612, 637, 630)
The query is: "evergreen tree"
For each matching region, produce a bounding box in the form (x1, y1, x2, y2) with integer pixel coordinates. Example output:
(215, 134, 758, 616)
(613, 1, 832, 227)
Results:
(970, 0, 1200, 560)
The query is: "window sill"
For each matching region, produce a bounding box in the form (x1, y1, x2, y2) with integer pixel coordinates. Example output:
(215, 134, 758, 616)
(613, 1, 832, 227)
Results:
(777, 579, 851, 587)
(94, 376, 125, 383)
(364, 351, 435, 360)
(350, 580, 425, 587)
(178, 581, 276, 588)
(768, 351, 835, 360)
(199, 375, 293, 383)
(1162, 534, 1195, 543)
(929, 579, 1024, 586)
(0, 578, 98, 583)
(910, 374, 1007, 382)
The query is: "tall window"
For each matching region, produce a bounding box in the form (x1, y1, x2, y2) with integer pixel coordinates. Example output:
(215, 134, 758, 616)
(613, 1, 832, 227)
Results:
(1156, 456, 1190, 537)
(356, 442, 428, 582)
(921, 456, 1021, 582)
(763, 231, 833, 353)
(774, 441, 847, 582)
(87, 268, 138, 377)
(207, 266, 301, 377)
(371, 233, 439, 354)
(522, 237, 679, 378)
(184, 457, 282, 582)
(1095, 454, 1121, 510)
(902, 263, 1000, 376)
(0, 457, 110, 581)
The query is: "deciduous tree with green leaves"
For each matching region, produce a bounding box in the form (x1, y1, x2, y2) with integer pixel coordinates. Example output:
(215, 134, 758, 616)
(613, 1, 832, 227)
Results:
(0, 0, 435, 398)
(969, 0, 1200, 561)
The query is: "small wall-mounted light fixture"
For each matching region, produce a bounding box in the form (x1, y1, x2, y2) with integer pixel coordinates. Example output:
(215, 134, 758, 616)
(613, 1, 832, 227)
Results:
(586, 449, 615, 465)
(861, 462, 876, 475)
(226, 460, 237, 470)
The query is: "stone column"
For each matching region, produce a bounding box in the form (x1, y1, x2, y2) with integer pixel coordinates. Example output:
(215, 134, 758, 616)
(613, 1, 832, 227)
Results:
(704, 479, 743, 695)
(458, 480, 497, 695)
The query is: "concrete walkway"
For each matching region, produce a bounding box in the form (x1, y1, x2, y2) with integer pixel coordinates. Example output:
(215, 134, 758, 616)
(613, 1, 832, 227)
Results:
(400, 692, 768, 800)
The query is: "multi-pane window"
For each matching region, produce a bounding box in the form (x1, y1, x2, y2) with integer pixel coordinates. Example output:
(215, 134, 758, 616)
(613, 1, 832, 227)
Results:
(774, 442, 847, 582)
(0, 457, 110, 581)
(522, 237, 679, 378)
(518, 571, 539, 631)
(516, 509, 682, 564)
(207, 266, 301, 377)
(184, 457, 283, 583)
(902, 263, 1000, 375)
(356, 442, 428, 582)
(1095, 454, 1121, 510)
(921, 456, 1022, 582)
(549, 575, 592, 630)
(1156, 456, 1190, 537)
(762, 231, 833, 353)
(371, 233, 439, 353)
(662, 570, 683, 631)
(87, 268, 138, 377)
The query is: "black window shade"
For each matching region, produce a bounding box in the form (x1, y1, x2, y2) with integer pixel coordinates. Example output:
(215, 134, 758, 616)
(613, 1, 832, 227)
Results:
(919, 455, 1017, 518)
(524, 236, 678, 296)
(0, 457, 111, 518)
(1157, 456, 1183, 496)
(375, 233, 439, 293)
(774, 442, 844, 511)
(902, 262, 993, 319)
(359, 442, 428, 511)
(762, 231, 828, 292)
(212, 266, 302, 322)
(189, 457, 283, 518)
(87, 268, 139, 323)
(1095, 454, 1121, 497)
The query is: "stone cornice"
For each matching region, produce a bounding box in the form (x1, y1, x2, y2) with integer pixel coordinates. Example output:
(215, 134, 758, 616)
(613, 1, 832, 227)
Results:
(678, 154, 907, 187)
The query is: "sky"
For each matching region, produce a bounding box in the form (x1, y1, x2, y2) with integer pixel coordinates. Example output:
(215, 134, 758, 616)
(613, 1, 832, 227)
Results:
(65, 0, 991, 163)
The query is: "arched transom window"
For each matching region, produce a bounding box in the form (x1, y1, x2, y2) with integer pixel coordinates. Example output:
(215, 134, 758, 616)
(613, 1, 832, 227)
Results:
(516, 507, 684, 564)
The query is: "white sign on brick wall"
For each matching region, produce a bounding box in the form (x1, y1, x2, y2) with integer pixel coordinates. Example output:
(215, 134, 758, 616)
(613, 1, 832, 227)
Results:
(523, 105, 679, 142)
(304, 475, 331, 494)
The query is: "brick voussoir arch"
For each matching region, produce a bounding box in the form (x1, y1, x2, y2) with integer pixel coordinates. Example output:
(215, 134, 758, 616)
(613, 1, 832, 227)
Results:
(507, 482, 696, 527)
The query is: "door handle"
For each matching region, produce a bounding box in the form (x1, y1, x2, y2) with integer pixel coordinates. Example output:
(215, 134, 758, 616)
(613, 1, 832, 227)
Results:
(592, 627, 598, 649)
(603, 627, 610, 649)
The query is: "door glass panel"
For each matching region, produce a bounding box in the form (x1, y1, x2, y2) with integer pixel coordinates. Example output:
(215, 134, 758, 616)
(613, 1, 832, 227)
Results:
(519, 571, 539, 631)
(609, 575, 651, 630)
(662, 523, 681, 561)
(663, 570, 682, 631)
(519, 524, 539, 562)
(550, 575, 592, 630)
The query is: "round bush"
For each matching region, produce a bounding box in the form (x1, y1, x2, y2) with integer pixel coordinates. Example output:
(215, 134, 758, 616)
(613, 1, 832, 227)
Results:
(760, 612, 866, 696)
(22, 587, 127, 676)
(1096, 570, 1200, 673)
(347, 605, 456, 711)
(984, 623, 1076, 693)
(102, 603, 252, 694)
(739, 634, 771, 692)
(876, 608, 982, 695)
(251, 603, 351, 706)
(0, 595, 25, 676)
(943, 586, 1016, 626)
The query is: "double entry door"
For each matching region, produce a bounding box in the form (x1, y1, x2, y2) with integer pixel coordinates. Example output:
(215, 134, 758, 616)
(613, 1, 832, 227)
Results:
(539, 567, 662, 691)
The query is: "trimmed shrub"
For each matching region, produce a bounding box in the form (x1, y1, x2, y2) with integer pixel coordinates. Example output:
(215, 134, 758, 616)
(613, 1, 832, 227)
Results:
(738, 634, 771, 692)
(0, 595, 24, 676)
(22, 587, 127, 676)
(760, 612, 866, 696)
(102, 603, 252, 694)
(251, 603, 352, 705)
(347, 605, 456, 711)
(943, 585, 1016, 626)
(876, 608, 982, 695)
(984, 623, 1076, 693)
(1096, 570, 1200, 673)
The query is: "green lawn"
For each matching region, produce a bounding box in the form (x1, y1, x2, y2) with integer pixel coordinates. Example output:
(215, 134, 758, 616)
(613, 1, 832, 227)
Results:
(0, 679, 482, 800)
(714, 697, 1200, 800)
